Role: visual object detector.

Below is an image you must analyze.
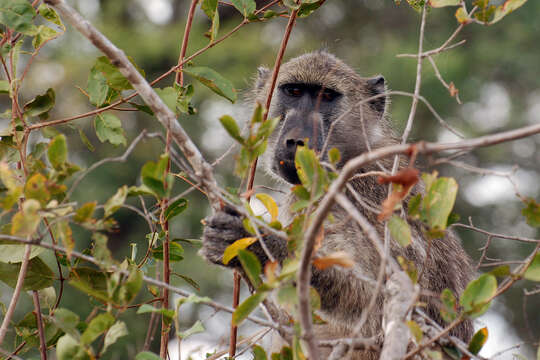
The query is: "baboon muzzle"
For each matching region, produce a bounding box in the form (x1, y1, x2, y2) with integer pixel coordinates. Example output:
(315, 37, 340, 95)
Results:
(274, 111, 323, 184)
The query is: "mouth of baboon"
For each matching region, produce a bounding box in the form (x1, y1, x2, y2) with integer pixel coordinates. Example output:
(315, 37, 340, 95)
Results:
(275, 158, 301, 185)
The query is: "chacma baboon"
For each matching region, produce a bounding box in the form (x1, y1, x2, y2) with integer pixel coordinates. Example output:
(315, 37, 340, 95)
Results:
(200, 51, 474, 358)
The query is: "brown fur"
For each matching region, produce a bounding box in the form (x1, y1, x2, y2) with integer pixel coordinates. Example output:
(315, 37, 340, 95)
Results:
(201, 51, 474, 358)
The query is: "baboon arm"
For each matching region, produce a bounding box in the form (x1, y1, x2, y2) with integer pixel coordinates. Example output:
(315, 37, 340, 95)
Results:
(200, 207, 288, 268)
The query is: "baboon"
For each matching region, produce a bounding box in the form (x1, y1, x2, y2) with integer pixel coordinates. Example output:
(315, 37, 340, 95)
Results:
(200, 51, 474, 358)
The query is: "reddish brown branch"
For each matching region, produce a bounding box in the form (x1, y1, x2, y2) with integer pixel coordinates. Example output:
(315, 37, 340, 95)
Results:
(176, 0, 198, 86)
(32, 291, 48, 360)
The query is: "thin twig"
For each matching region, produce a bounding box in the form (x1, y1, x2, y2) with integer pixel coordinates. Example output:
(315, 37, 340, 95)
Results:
(32, 291, 48, 360)
(176, 0, 198, 86)
(66, 130, 153, 199)
(233, 5, 299, 358)
(0, 245, 32, 345)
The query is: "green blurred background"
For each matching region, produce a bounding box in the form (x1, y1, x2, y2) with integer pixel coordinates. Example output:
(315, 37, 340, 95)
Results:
(1, 0, 539, 358)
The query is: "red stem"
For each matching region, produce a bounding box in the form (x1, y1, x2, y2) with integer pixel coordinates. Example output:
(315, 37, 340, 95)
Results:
(176, 0, 198, 86)
(32, 291, 48, 360)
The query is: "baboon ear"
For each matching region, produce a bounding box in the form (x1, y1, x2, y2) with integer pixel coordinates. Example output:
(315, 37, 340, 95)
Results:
(366, 75, 387, 115)
(256, 66, 271, 90)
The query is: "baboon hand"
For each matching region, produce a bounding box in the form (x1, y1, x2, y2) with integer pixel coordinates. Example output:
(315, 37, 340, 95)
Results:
(200, 206, 250, 266)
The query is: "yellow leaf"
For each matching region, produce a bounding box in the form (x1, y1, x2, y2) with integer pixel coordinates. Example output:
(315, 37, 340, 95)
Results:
(455, 7, 471, 24)
(313, 251, 354, 270)
(222, 237, 257, 265)
(255, 193, 278, 222)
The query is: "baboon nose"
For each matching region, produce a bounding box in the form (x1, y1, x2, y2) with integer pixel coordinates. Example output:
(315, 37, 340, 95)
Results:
(286, 139, 305, 148)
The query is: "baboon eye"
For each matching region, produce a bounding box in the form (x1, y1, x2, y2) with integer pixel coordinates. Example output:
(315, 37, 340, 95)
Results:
(320, 89, 339, 102)
(283, 85, 303, 97)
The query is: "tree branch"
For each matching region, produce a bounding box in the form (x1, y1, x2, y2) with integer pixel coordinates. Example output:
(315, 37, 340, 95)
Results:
(0, 244, 32, 346)
(44, 0, 222, 210)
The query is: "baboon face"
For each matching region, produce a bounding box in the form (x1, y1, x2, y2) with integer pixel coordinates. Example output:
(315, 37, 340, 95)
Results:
(256, 51, 389, 185)
(271, 83, 343, 183)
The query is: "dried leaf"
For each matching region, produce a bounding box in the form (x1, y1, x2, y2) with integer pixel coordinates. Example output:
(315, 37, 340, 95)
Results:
(313, 251, 354, 270)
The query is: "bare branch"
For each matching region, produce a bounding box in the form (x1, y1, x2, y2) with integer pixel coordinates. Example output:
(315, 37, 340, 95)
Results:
(380, 271, 416, 360)
(32, 291, 47, 360)
(0, 244, 32, 345)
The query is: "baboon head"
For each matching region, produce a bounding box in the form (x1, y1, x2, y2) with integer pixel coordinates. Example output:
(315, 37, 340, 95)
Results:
(256, 51, 393, 184)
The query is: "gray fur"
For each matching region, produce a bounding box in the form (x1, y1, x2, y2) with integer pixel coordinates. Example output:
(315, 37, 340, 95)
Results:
(200, 51, 474, 358)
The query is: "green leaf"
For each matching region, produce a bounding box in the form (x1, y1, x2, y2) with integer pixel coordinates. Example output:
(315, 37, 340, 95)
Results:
(87, 67, 110, 107)
(93, 56, 132, 91)
(81, 312, 115, 345)
(175, 83, 196, 114)
(32, 25, 59, 49)
(388, 215, 412, 247)
(460, 273, 497, 317)
(328, 147, 341, 165)
(255, 193, 278, 222)
(24, 173, 50, 206)
(201, 0, 219, 41)
(135, 352, 162, 360)
(295, 146, 327, 199)
(141, 154, 170, 199)
(24, 88, 55, 117)
(0, 242, 44, 263)
(69, 267, 109, 302)
(231, 0, 256, 17)
(74, 201, 97, 223)
(164, 198, 188, 221)
(468, 327, 488, 355)
(0, 80, 9, 94)
(119, 267, 143, 304)
(177, 320, 204, 338)
(256, 116, 280, 140)
(253, 345, 268, 360)
(223, 237, 257, 265)
(522, 198, 540, 228)
(56, 334, 90, 360)
(136, 304, 175, 318)
(38, 4, 63, 27)
(0, 0, 37, 35)
(94, 113, 126, 146)
(298, 1, 323, 17)
(152, 240, 184, 262)
(92, 233, 114, 268)
(232, 291, 267, 325)
(524, 253, 540, 281)
(238, 250, 262, 288)
(15, 310, 59, 347)
(183, 66, 237, 103)
(491, 0, 527, 24)
(219, 115, 244, 144)
(428, 0, 460, 7)
(177, 294, 212, 306)
(440, 288, 458, 323)
(455, 7, 471, 23)
(104, 185, 128, 218)
(0, 256, 54, 290)
(102, 321, 128, 354)
(423, 177, 458, 230)
(48, 134, 67, 170)
(407, 320, 423, 343)
(489, 265, 511, 278)
(11, 199, 41, 237)
(53, 308, 80, 338)
(155, 87, 177, 113)
(282, 0, 301, 10)
(77, 128, 95, 152)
